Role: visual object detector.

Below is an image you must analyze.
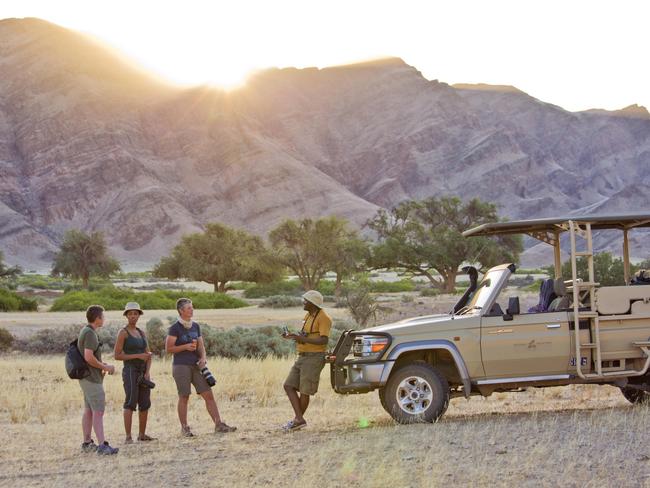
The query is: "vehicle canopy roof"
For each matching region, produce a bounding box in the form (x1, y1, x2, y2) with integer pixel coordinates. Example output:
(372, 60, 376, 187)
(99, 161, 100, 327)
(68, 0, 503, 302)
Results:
(463, 213, 650, 282)
(462, 214, 650, 238)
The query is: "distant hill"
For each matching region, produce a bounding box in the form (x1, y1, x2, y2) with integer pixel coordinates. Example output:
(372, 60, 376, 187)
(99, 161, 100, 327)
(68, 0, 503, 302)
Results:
(1, 18, 649, 270)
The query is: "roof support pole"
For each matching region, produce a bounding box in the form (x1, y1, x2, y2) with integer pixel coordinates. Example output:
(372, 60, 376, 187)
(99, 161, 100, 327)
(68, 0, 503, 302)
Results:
(553, 231, 562, 279)
(623, 228, 630, 285)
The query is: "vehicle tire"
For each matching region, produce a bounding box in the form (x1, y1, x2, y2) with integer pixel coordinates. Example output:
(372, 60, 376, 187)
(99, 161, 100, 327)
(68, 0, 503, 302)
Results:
(382, 361, 449, 424)
(378, 387, 388, 411)
(620, 386, 650, 405)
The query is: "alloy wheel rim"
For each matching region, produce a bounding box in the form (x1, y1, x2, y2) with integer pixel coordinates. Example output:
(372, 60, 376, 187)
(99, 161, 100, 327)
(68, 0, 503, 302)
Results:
(396, 375, 433, 414)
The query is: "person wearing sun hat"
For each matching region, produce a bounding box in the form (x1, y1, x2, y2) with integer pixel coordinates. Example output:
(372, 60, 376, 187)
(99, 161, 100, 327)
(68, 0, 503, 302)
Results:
(281, 290, 332, 431)
(113, 302, 155, 444)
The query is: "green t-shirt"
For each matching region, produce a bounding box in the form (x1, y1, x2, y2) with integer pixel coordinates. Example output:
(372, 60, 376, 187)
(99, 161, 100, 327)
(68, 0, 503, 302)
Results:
(78, 325, 103, 383)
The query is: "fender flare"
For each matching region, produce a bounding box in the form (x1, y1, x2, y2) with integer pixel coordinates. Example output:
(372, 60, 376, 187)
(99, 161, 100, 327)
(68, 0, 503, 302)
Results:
(381, 340, 471, 398)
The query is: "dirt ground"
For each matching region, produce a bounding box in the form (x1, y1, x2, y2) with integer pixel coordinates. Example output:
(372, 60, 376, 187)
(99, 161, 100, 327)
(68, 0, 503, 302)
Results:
(0, 356, 648, 488)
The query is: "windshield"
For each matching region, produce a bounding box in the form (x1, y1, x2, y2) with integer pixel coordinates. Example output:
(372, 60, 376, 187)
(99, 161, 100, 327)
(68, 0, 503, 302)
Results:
(460, 268, 509, 314)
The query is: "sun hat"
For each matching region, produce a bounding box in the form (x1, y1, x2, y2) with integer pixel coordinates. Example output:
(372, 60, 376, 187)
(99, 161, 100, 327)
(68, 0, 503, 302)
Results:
(123, 302, 143, 316)
(302, 290, 324, 308)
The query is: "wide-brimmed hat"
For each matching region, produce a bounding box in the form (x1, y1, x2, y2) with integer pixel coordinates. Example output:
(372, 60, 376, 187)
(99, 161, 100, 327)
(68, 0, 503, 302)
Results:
(302, 290, 324, 308)
(123, 302, 143, 316)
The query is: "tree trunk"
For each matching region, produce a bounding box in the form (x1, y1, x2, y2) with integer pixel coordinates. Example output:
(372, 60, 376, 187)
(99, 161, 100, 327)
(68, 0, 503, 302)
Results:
(442, 270, 458, 294)
(335, 273, 343, 298)
(82, 274, 89, 290)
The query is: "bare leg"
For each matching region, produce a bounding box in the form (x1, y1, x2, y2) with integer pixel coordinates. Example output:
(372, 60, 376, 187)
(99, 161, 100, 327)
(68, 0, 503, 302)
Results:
(284, 384, 305, 423)
(299, 393, 310, 416)
(123, 409, 133, 439)
(199, 390, 222, 425)
(138, 410, 148, 437)
(82, 407, 92, 442)
(92, 411, 105, 445)
(177, 395, 189, 427)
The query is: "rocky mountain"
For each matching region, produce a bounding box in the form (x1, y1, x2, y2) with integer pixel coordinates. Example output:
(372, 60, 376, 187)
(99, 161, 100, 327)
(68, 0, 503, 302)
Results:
(1, 18, 649, 270)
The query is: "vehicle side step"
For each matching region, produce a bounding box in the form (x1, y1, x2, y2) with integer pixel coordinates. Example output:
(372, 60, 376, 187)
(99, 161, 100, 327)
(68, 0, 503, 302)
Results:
(580, 343, 597, 349)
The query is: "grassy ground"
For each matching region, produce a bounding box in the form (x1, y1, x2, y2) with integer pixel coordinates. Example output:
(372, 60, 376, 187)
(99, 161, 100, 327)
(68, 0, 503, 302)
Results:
(1, 356, 649, 488)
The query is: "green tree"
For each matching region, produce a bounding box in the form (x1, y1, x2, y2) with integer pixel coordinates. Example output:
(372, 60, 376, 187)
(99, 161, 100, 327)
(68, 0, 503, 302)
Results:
(367, 196, 523, 293)
(269, 216, 368, 292)
(0, 251, 21, 288)
(154, 223, 280, 292)
(546, 252, 627, 286)
(51, 230, 120, 289)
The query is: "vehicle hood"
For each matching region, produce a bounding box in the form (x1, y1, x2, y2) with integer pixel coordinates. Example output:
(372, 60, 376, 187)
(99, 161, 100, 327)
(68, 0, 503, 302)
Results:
(359, 313, 462, 334)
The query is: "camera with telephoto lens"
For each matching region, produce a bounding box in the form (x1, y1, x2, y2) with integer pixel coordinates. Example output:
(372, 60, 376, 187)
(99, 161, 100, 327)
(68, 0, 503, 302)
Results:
(200, 366, 216, 387)
(138, 376, 156, 389)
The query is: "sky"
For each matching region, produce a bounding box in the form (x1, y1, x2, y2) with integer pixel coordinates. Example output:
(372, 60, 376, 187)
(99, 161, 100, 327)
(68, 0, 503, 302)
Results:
(1, 0, 649, 112)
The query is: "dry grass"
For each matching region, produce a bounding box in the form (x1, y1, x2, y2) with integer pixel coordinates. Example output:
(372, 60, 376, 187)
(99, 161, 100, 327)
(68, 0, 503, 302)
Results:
(1, 355, 649, 488)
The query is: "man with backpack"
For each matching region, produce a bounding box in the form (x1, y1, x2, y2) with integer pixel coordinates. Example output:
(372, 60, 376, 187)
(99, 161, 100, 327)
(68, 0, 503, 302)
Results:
(78, 305, 119, 455)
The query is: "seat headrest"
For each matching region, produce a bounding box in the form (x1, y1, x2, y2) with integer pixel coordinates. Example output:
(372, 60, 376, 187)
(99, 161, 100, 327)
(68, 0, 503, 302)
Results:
(554, 278, 567, 296)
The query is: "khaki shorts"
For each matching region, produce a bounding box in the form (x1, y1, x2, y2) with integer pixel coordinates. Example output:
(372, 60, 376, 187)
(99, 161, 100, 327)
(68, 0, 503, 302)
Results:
(79, 378, 106, 411)
(172, 364, 210, 397)
(284, 353, 326, 396)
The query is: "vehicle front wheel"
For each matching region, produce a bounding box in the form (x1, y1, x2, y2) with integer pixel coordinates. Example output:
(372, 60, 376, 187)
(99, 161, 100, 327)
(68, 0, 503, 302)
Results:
(620, 386, 650, 405)
(382, 362, 449, 424)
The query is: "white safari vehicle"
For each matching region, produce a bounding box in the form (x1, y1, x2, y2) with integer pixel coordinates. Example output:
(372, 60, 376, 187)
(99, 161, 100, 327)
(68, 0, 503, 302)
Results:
(329, 214, 650, 423)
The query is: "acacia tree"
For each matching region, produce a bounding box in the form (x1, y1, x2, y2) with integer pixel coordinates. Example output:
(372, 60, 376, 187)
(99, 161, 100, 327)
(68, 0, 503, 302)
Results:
(367, 196, 522, 293)
(154, 223, 280, 292)
(269, 216, 368, 292)
(0, 251, 21, 282)
(51, 230, 120, 288)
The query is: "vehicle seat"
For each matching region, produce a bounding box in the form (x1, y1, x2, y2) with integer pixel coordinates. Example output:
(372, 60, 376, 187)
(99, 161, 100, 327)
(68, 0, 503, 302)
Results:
(527, 278, 556, 313)
(548, 279, 570, 311)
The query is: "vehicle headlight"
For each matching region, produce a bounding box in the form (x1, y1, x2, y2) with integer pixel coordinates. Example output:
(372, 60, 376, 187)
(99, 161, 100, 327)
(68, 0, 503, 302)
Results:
(352, 335, 390, 359)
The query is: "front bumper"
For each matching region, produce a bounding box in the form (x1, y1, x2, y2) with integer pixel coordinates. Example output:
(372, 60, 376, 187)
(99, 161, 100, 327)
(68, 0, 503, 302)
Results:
(328, 330, 393, 394)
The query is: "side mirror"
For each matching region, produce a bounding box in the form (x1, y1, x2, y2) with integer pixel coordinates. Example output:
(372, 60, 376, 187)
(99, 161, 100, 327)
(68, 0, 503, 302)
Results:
(503, 297, 520, 321)
(503, 297, 520, 320)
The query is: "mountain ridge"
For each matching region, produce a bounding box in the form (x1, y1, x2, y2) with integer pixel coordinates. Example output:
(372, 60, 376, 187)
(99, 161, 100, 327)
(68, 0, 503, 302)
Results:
(1, 18, 649, 270)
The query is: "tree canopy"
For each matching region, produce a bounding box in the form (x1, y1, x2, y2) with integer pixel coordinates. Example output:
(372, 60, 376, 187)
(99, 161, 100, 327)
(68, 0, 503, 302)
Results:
(153, 223, 280, 292)
(0, 251, 21, 282)
(367, 196, 523, 292)
(269, 216, 369, 292)
(51, 230, 120, 288)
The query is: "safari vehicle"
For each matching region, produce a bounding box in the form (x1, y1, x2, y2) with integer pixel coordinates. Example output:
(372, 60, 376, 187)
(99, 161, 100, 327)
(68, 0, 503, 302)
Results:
(328, 214, 650, 423)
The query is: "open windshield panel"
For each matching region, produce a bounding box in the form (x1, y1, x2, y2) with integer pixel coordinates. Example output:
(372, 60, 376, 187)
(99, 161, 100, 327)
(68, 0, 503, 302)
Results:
(456, 265, 513, 316)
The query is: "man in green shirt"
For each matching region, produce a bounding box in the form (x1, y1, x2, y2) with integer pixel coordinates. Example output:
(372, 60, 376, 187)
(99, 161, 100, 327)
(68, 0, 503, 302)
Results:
(78, 305, 119, 455)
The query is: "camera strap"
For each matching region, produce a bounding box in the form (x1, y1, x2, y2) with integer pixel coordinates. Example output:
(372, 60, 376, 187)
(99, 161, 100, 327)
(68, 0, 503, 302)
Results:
(302, 309, 321, 335)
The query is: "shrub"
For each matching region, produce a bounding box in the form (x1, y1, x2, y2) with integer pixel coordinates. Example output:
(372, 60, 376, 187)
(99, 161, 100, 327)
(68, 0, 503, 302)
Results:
(145, 317, 166, 356)
(244, 280, 303, 298)
(420, 287, 439, 297)
(201, 325, 294, 359)
(401, 294, 415, 303)
(368, 279, 415, 293)
(50, 286, 247, 312)
(0, 327, 14, 351)
(0, 288, 38, 311)
(13, 323, 120, 354)
(259, 295, 303, 308)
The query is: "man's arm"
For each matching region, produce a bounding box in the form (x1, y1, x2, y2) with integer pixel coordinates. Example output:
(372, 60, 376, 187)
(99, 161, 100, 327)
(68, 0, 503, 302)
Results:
(294, 335, 328, 345)
(83, 348, 114, 374)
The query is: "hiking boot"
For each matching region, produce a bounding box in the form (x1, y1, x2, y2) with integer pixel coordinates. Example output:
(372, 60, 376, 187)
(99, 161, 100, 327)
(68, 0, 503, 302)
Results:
(96, 441, 119, 455)
(81, 440, 97, 453)
(214, 422, 237, 433)
(181, 425, 194, 437)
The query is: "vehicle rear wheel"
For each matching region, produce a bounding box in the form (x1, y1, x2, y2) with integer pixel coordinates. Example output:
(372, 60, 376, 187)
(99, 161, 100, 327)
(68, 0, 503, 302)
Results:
(620, 386, 650, 404)
(382, 361, 449, 424)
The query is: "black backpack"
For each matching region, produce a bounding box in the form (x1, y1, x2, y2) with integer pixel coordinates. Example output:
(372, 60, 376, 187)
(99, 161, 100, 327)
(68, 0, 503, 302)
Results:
(65, 338, 90, 379)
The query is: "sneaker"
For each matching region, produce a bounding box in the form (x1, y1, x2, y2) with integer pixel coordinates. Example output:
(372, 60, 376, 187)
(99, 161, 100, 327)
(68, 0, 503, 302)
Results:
(181, 425, 194, 438)
(81, 440, 97, 453)
(214, 422, 237, 433)
(137, 434, 156, 442)
(96, 441, 119, 455)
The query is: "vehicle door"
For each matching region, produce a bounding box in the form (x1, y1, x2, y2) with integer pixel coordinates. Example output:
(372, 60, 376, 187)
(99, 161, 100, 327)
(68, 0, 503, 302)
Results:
(481, 311, 571, 378)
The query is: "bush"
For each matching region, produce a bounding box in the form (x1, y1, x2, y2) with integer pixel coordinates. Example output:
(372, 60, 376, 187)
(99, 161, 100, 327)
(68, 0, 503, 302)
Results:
(259, 295, 303, 308)
(145, 317, 167, 356)
(0, 288, 38, 311)
(201, 325, 294, 359)
(50, 286, 247, 312)
(368, 279, 415, 293)
(244, 280, 304, 298)
(0, 327, 14, 351)
(420, 287, 439, 297)
(13, 323, 120, 354)
(401, 294, 415, 303)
